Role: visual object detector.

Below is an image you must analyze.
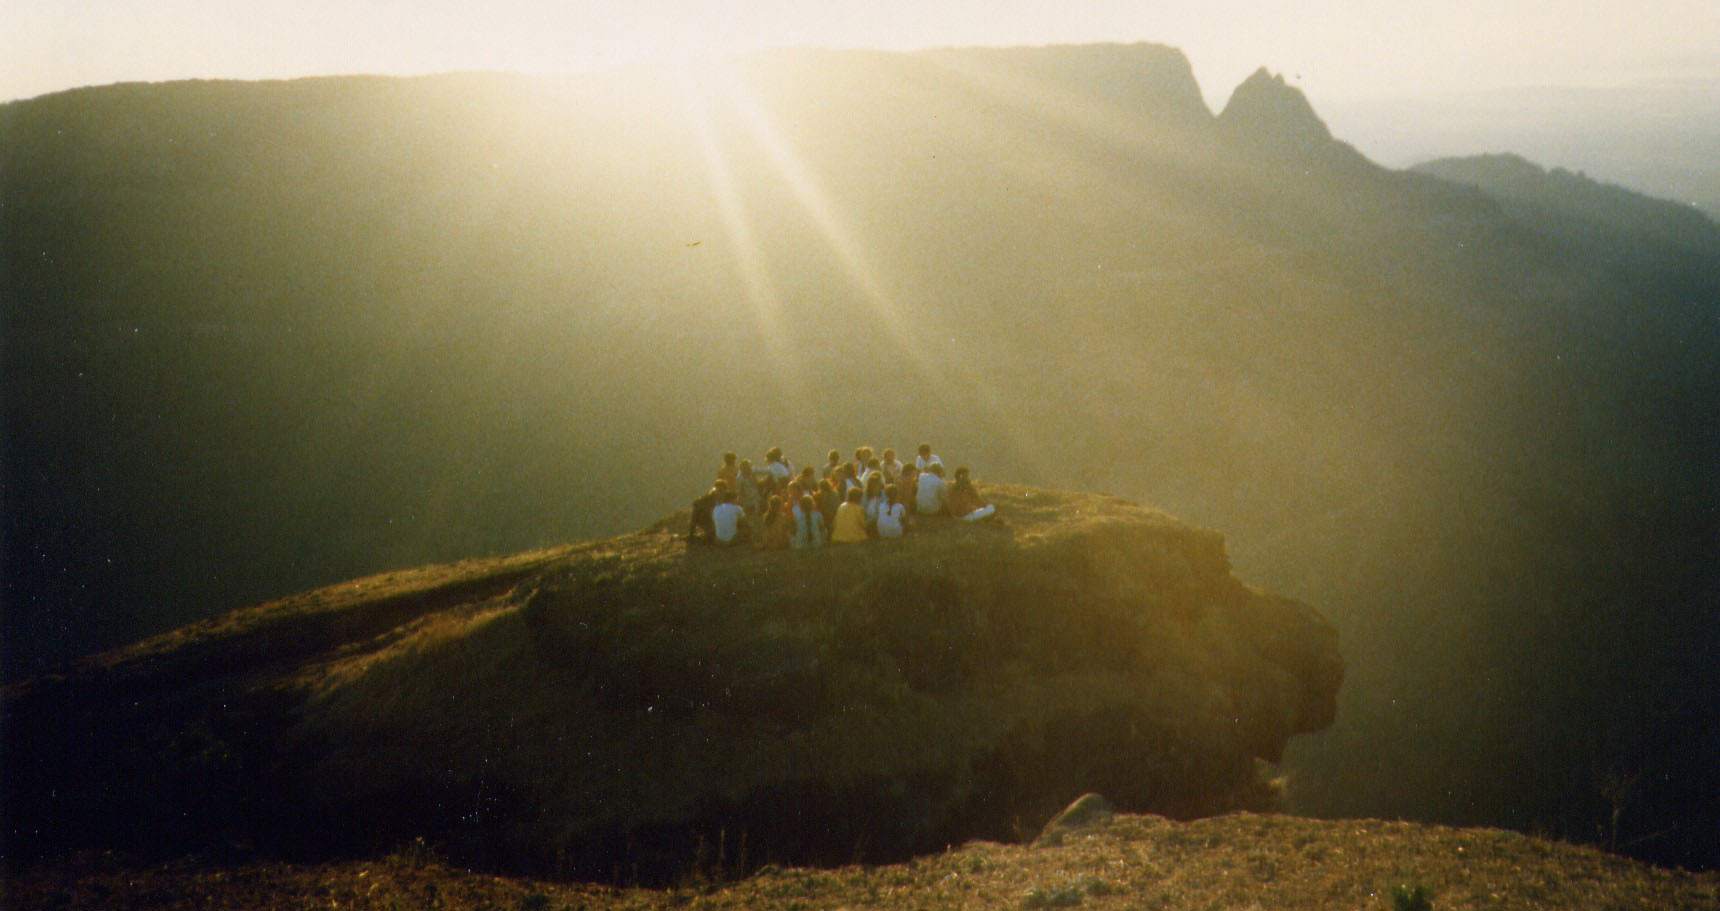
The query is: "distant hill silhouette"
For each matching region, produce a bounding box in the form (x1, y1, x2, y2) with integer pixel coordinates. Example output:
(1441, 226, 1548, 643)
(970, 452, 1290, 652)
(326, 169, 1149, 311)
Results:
(3, 43, 1718, 868)
(4, 486, 1340, 879)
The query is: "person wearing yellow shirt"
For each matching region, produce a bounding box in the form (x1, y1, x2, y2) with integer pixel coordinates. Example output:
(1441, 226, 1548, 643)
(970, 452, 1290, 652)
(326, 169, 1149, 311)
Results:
(830, 487, 871, 543)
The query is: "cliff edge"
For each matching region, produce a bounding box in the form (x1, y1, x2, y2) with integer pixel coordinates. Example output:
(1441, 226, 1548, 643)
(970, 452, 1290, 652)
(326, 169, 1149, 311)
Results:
(4, 485, 1341, 881)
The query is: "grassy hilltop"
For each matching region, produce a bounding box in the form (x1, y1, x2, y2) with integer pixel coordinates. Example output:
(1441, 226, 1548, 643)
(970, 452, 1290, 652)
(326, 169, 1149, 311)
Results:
(5, 486, 1339, 881)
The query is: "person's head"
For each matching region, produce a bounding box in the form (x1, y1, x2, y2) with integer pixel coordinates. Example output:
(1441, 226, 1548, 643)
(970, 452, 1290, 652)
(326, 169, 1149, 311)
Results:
(902, 463, 918, 478)
(720, 490, 736, 503)
(766, 446, 783, 462)
(885, 484, 898, 504)
(800, 465, 816, 481)
(713, 478, 731, 492)
(739, 458, 752, 471)
(867, 457, 881, 471)
(723, 451, 736, 465)
(841, 463, 857, 478)
(766, 494, 781, 512)
(866, 473, 885, 494)
(929, 463, 944, 477)
(799, 494, 816, 513)
(954, 466, 970, 481)
(883, 448, 897, 462)
(856, 446, 873, 463)
(846, 487, 862, 503)
(827, 449, 841, 463)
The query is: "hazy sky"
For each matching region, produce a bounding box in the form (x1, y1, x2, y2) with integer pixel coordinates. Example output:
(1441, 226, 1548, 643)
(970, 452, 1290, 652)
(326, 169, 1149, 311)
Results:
(6, 0, 1718, 106)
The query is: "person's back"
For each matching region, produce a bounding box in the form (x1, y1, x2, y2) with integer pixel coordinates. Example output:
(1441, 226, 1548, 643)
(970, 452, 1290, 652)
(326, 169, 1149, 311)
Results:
(818, 478, 843, 529)
(735, 459, 761, 514)
(898, 464, 920, 515)
(792, 495, 826, 549)
(688, 480, 729, 542)
(876, 486, 907, 539)
(711, 492, 747, 545)
(765, 447, 793, 486)
(915, 466, 947, 515)
(762, 496, 793, 549)
(831, 488, 869, 543)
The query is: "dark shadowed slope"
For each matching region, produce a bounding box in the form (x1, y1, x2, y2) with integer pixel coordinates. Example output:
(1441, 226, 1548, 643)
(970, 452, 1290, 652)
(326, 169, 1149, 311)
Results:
(3, 485, 1339, 881)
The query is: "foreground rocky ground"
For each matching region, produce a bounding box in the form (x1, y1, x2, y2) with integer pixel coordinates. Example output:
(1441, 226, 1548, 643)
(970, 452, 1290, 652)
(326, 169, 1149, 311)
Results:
(13, 811, 1716, 910)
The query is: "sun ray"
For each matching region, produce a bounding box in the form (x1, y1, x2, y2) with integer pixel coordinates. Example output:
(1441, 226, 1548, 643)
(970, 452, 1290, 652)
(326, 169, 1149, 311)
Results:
(709, 64, 959, 396)
(672, 58, 809, 398)
(711, 56, 1087, 483)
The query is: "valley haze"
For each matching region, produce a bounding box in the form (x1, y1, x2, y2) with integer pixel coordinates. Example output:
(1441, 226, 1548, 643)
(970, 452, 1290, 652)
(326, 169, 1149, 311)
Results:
(2, 39, 1718, 883)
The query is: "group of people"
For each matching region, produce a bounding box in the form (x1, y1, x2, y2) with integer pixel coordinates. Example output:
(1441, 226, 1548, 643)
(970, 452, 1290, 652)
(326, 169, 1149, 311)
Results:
(688, 443, 997, 547)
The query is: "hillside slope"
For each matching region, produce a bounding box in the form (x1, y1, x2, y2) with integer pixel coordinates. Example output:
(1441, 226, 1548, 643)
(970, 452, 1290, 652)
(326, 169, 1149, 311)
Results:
(3, 486, 1341, 881)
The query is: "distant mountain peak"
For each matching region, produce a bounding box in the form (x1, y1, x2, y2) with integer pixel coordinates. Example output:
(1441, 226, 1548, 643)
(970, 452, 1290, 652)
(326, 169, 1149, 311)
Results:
(1217, 67, 1343, 156)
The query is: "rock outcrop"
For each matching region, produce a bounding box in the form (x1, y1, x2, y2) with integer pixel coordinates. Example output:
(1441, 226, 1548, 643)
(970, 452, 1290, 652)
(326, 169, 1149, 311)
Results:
(4, 485, 1341, 881)
(1218, 67, 1371, 170)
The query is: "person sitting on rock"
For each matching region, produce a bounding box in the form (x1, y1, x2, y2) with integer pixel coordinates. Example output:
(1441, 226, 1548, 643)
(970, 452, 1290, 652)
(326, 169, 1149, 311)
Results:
(838, 462, 863, 498)
(711, 489, 749, 545)
(830, 487, 870, 543)
(915, 462, 948, 516)
(734, 458, 762, 515)
(947, 466, 996, 521)
(914, 442, 943, 473)
(716, 451, 739, 486)
(898, 463, 920, 516)
(818, 475, 844, 530)
(687, 479, 730, 543)
(852, 446, 875, 482)
(764, 447, 794, 490)
(862, 471, 889, 529)
(880, 448, 904, 483)
(761, 495, 793, 549)
(792, 494, 827, 549)
(876, 485, 907, 539)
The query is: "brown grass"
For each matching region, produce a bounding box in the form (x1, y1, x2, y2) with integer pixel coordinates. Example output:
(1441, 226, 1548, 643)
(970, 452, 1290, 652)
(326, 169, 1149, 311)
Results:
(11, 813, 1716, 911)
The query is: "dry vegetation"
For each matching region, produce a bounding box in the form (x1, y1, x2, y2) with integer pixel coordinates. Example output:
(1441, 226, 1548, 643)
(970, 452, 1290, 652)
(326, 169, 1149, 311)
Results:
(13, 812, 1716, 911)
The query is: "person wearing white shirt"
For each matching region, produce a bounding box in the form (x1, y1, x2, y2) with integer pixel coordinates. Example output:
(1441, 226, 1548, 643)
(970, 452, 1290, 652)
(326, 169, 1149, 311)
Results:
(915, 463, 948, 515)
(914, 442, 943, 473)
(764, 446, 794, 488)
(711, 491, 748, 545)
(876, 486, 908, 538)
